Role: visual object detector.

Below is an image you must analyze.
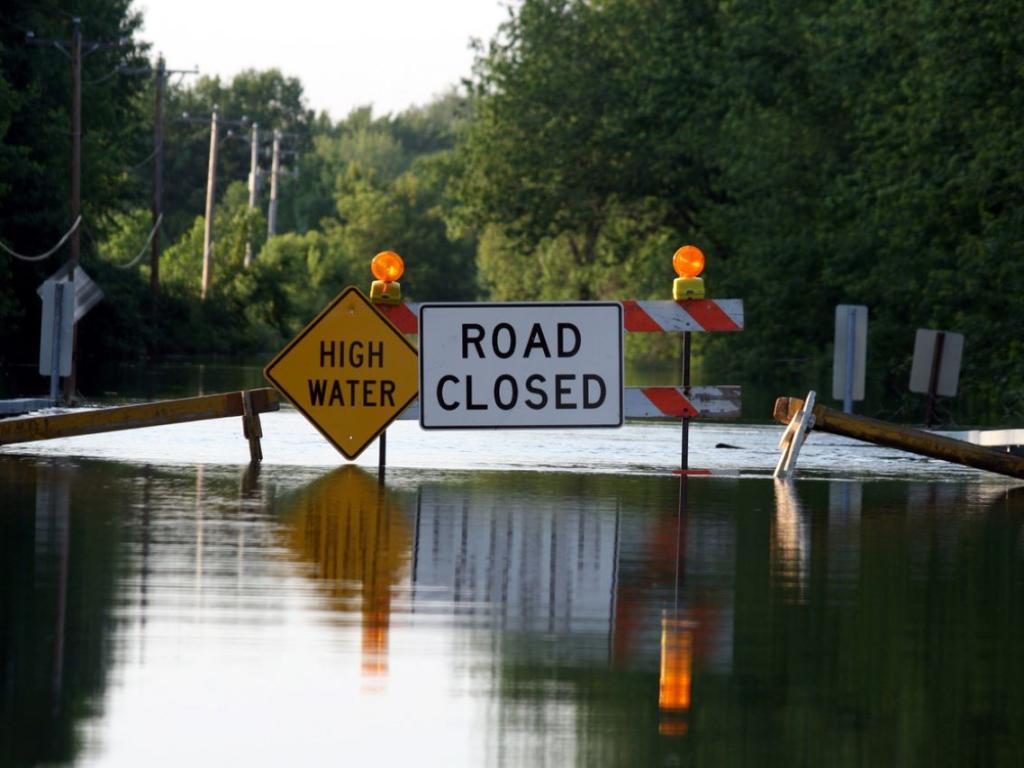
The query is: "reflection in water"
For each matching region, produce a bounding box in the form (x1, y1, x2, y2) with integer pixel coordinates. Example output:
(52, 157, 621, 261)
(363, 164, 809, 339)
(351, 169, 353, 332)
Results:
(1, 457, 122, 766)
(658, 612, 694, 737)
(657, 479, 696, 738)
(828, 481, 861, 603)
(412, 480, 618, 641)
(3, 456, 1024, 766)
(772, 479, 809, 603)
(195, 464, 204, 592)
(280, 466, 411, 684)
(35, 462, 71, 718)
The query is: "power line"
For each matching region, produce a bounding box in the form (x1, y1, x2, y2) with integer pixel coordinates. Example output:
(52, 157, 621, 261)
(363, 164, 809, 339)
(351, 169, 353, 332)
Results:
(0, 216, 82, 262)
(110, 214, 164, 270)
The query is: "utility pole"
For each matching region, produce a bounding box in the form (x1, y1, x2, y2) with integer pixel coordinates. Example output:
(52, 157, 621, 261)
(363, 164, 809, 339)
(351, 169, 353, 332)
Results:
(70, 19, 81, 281)
(64, 19, 82, 401)
(201, 107, 219, 300)
(152, 55, 164, 296)
(148, 60, 196, 297)
(267, 129, 281, 239)
(181, 107, 247, 299)
(245, 122, 259, 267)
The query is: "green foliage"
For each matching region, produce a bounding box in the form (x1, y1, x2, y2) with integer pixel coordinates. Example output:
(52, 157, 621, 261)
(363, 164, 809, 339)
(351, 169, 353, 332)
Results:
(5, 0, 1021, 421)
(0, 0, 149, 363)
(458, 0, 1024, 421)
(159, 68, 315, 241)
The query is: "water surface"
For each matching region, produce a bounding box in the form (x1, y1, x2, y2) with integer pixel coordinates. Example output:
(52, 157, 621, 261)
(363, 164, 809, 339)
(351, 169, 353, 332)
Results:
(2, 416, 1023, 766)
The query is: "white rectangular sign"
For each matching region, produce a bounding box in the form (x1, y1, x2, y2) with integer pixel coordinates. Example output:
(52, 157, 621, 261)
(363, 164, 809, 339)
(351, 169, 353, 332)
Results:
(832, 304, 868, 402)
(38, 279, 75, 377)
(419, 302, 624, 429)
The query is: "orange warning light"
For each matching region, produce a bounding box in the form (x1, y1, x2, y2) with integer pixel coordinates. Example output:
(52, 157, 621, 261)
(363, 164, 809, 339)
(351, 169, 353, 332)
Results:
(372, 251, 405, 283)
(672, 246, 705, 279)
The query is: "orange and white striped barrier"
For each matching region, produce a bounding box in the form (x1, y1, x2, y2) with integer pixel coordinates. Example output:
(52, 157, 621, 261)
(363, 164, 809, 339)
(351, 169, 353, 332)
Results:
(390, 385, 741, 421)
(621, 300, 743, 333)
(377, 299, 744, 336)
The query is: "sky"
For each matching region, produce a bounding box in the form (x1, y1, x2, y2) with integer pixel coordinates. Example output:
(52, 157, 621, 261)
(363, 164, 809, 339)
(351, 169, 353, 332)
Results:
(136, 0, 511, 119)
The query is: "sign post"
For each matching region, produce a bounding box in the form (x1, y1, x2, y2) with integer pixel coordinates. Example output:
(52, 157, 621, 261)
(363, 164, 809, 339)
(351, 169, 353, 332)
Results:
(263, 286, 419, 460)
(418, 302, 623, 429)
(909, 328, 964, 427)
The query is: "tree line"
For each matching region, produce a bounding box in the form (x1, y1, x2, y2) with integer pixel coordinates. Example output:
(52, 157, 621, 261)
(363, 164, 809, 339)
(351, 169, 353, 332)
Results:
(2, 0, 1021, 421)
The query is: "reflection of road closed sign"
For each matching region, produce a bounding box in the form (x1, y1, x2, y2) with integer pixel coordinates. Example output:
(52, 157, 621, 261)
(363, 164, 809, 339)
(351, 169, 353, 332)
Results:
(264, 286, 418, 460)
(419, 303, 623, 429)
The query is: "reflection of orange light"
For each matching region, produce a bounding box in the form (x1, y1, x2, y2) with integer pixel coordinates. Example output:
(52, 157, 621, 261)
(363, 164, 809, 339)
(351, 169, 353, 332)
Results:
(660, 718, 689, 737)
(659, 613, 693, 737)
(371, 250, 405, 283)
(672, 245, 705, 279)
(362, 621, 389, 677)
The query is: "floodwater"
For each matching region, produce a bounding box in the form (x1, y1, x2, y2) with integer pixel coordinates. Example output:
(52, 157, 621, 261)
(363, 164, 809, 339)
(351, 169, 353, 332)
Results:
(2, 408, 1024, 766)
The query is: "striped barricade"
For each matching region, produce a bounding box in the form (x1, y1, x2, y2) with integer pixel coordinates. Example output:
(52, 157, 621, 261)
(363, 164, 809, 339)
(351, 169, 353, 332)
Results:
(379, 300, 743, 335)
(378, 300, 744, 421)
(394, 386, 741, 421)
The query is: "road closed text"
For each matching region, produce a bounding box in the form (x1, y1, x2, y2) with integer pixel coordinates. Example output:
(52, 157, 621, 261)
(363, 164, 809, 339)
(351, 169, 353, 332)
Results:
(419, 303, 623, 429)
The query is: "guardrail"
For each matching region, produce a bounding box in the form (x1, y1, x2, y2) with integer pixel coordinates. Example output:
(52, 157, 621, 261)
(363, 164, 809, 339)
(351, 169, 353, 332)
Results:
(0, 388, 280, 463)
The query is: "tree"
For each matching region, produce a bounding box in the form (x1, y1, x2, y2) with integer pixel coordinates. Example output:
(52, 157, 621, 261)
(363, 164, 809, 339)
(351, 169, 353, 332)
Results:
(453, 0, 722, 299)
(159, 68, 315, 243)
(0, 0, 149, 365)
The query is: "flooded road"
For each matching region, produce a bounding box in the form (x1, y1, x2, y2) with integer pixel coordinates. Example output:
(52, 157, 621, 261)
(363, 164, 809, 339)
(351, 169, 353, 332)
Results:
(2, 415, 1023, 765)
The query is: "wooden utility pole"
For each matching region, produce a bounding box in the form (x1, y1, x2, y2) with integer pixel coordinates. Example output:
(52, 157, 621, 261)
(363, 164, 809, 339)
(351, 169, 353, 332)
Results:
(245, 122, 259, 267)
(69, 19, 82, 278)
(151, 55, 165, 295)
(64, 18, 82, 401)
(201, 107, 219, 300)
(267, 129, 280, 239)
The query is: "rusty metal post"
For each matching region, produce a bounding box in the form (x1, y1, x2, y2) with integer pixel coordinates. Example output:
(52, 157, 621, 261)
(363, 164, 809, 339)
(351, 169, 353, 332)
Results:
(241, 389, 263, 463)
(680, 331, 692, 472)
(924, 331, 946, 428)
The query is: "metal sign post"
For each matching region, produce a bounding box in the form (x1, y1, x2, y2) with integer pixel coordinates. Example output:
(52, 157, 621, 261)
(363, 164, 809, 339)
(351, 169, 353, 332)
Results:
(50, 283, 64, 401)
(909, 328, 964, 427)
(680, 331, 691, 472)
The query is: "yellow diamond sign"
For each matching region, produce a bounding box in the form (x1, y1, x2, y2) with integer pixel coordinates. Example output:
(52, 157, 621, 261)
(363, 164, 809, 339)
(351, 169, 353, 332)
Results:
(264, 286, 418, 460)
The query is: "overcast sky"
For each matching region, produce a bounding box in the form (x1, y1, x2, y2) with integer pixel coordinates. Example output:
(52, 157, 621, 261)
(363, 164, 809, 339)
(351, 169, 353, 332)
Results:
(136, 0, 511, 119)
